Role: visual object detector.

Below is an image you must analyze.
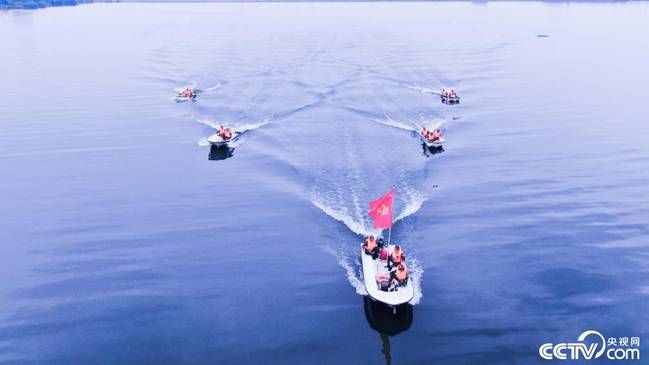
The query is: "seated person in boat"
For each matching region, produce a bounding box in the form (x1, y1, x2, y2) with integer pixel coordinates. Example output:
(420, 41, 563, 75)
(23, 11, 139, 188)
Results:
(181, 88, 193, 97)
(450, 89, 457, 97)
(363, 235, 380, 259)
(421, 128, 441, 142)
(218, 126, 233, 140)
(387, 245, 405, 270)
(390, 263, 409, 286)
(428, 128, 441, 142)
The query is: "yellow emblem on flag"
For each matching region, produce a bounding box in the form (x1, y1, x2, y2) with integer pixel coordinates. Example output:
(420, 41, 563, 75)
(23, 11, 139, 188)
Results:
(378, 204, 390, 216)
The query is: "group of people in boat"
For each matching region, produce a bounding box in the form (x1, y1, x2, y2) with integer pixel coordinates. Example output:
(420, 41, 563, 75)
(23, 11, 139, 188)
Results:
(218, 126, 233, 140)
(363, 235, 409, 288)
(420, 127, 442, 142)
(441, 89, 458, 98)
(180, 88, 194, 97)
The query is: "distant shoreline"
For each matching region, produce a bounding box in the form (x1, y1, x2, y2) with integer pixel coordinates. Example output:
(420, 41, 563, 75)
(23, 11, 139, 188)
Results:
(1, 0, 638, 11)
(0, 0, 95, 10)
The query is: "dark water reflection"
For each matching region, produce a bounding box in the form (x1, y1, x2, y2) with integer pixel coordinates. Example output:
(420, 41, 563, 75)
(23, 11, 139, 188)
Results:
(364, 298, 413, 365)
(208, 145, 235, 161)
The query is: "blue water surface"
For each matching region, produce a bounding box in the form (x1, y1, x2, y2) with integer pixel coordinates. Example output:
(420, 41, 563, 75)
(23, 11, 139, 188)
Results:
(0, 2, 648, 364)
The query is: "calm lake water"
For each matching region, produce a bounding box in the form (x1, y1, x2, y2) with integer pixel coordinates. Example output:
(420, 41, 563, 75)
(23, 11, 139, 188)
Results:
(1, 2, 648, 364)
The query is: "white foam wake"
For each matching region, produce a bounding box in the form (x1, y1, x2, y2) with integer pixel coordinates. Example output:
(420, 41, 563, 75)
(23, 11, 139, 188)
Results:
(323, 245, 367, 296)
(197, 134, 246, 148)
(174, 81, 221, 95)
(406, 84, 439, 95)
(197, 137, 210, 147)
(406, 257, 424, 305)
(371, 116, 416, 132)
(196, 118, 271, 133)
(394, 185, 428, 223)
(420, 118, 448, 132)
(311, 193, 379, 237)
(234, 118, 271, 133)
(202, 82, 222, 92)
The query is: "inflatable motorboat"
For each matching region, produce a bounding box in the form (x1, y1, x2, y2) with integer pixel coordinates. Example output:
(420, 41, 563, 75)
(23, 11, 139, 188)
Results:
(420, 135, 445, 148)
(441, 94, 460, 104)
(176, 92, 196, 99)
(361, 244, 414, 307)
(175, 87, 197, 100)
(207, 131, 239, 147)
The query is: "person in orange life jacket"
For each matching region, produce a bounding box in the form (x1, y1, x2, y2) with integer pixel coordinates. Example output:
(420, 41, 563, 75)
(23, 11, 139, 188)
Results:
(421, 127, 429, 138)
(218, 126, 232, 140)
(387, 245, 405, 270)
(182, 88, 193, 97)
(390, 263, 409, 286)
(429, 128, 441, 141)
(363, 235, 380, 260)
(451, 89, 456, 97)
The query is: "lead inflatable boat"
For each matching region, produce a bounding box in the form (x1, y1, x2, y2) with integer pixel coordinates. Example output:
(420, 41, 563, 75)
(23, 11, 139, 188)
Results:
(441, 94, 460, 104)
(207, 131, 239, 147)
(361, 244, 414, 307)
(420, 135, 445, 148)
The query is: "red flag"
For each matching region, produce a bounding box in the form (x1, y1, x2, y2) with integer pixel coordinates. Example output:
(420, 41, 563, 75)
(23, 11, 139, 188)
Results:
(368, 189, 394, 229)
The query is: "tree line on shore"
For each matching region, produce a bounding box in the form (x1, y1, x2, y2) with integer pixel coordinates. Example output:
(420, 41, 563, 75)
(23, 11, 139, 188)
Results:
(1, 0, 94, 10)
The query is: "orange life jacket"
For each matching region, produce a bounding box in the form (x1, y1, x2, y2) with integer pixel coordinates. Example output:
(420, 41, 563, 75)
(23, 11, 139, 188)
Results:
(391, 250, 403, 263)
(396, 266, 408, 281)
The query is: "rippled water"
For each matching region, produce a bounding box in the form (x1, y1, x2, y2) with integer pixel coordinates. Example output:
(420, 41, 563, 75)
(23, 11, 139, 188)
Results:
(1, 2, 648, 364)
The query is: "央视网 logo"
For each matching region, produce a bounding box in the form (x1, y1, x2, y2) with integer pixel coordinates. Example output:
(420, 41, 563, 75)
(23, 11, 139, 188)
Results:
(539, 330, 640, 360)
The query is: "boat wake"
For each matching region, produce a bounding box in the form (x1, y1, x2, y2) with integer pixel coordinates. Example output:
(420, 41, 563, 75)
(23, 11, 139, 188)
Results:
(202, 82, 222, 92)
(324, 245, 367, 296)
(174, 81, 221, 94)
(196, 118, 270, 134)
(406, 84, 440, 95)
(394, 185, 428, 223)
(197, 136, 245, 148)
(372, 116, 448, 135)
(371, 116, 417, 132)
(420, 118, 448, 132)
(196, 118, 271, 146)
(311, 190, 378, 237)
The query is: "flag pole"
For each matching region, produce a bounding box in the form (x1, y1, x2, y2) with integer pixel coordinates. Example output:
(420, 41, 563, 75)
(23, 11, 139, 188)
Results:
(388, 185, 395, 246)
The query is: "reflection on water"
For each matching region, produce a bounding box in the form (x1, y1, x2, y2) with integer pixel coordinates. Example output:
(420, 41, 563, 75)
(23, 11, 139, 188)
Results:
(208, 145, 235, 161)
(422, 143, 445, 158)
(363, 297, 413, 365)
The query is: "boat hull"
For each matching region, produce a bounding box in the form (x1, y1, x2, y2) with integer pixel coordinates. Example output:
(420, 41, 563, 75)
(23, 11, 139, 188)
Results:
(441, 95, 460, 104)
(207, 132, 239, 147)
(420, 135, 444, 148)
